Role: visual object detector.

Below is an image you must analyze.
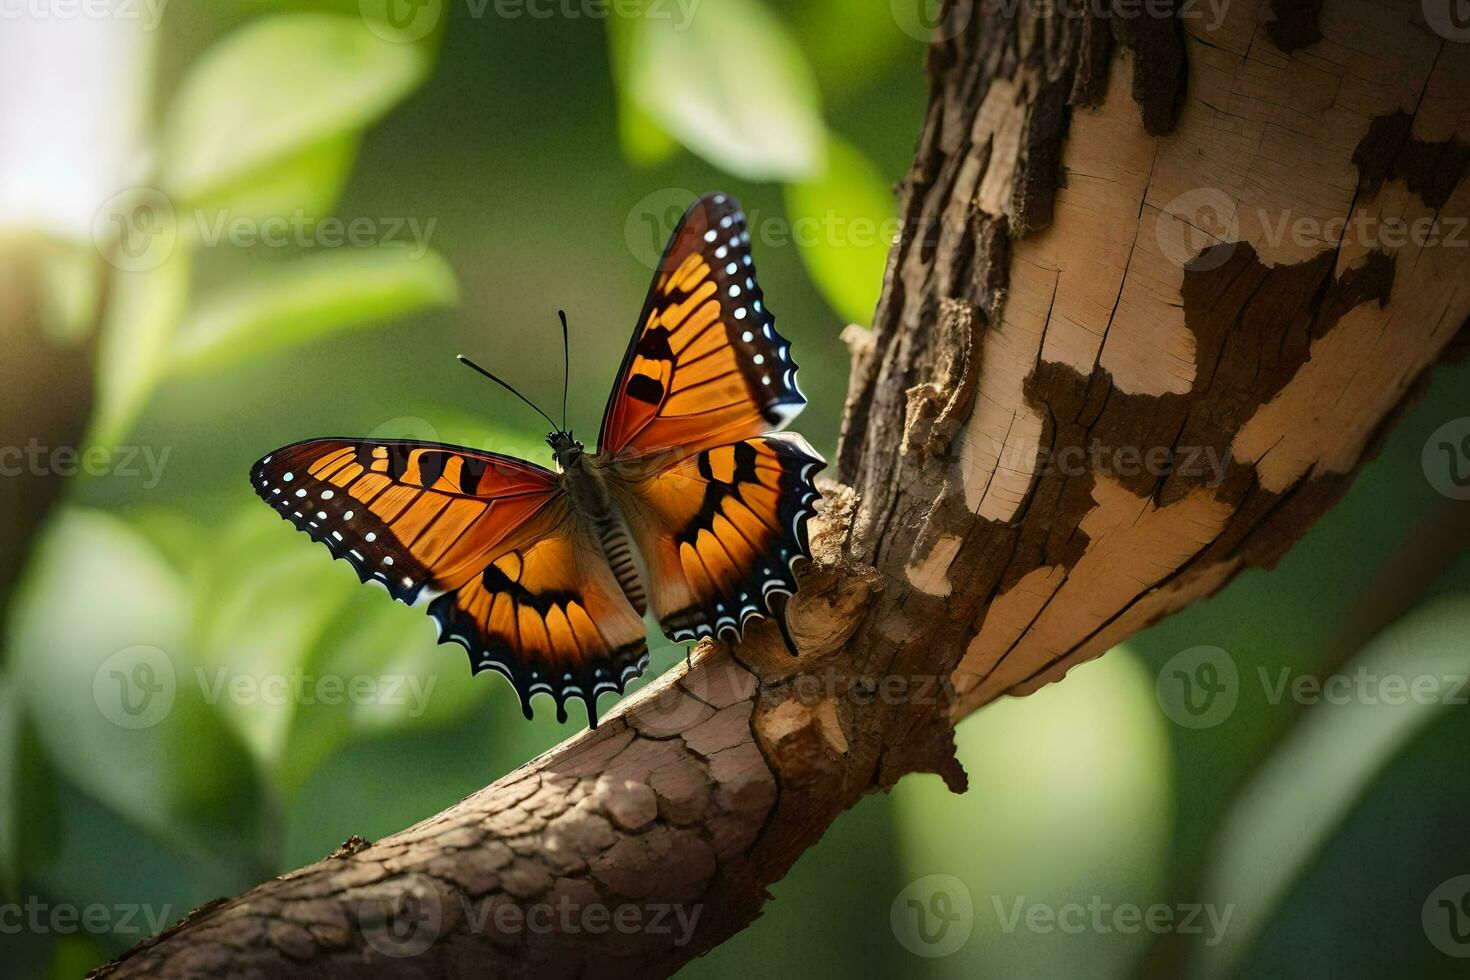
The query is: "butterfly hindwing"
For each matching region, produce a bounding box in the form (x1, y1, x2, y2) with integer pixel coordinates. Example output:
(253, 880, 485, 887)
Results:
(598, 193, 807, 460)
(614, 433, 825, 644)
(251, 439, 648, 724)
(252, 191, 823, 723)
(426, 499, 648, 726)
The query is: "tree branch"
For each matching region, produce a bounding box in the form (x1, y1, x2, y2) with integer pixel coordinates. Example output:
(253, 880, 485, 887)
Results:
(97, 0, 1470, 975)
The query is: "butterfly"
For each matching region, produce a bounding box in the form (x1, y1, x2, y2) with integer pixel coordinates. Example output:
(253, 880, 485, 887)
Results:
(250, 193, 824, 728)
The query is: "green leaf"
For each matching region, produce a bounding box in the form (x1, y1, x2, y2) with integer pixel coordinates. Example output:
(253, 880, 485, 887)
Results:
(269, 408, 538, 798)
(0, 675, 20, 896)
(189, 506, 362, 767)
(890, 649, 1171, 975)
(623, 0, 824, 180)
(784, 134, 894, 326)
(274, 591, 487, 799)
(160, 13, 429, 202)
(125, 508, 210, 579)
(1195, 596, 1470, 978)
(48, 936, 111, 980)
(616, 90, 680, 169)
(790, 0, 922, 97)
(8, 510, 264, 854)
(607, 16, 678, 169)
(170, 246, 459, 373)
(87, 245, 192, 449)
(179, 132, 360, 238)
(0, 686, 60, 900)
(36, 241, 100, 347)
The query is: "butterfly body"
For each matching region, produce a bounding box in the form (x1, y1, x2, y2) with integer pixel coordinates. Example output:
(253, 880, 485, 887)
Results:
(550, 432, 650, 617)
(252, 193, 823, 727)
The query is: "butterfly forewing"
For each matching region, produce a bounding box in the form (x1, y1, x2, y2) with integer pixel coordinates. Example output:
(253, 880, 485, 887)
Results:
(251, 439, 648, 723)
(598, 193, 807, 460)
(252, 438, 559, 602)
(252, 192, 824, 727)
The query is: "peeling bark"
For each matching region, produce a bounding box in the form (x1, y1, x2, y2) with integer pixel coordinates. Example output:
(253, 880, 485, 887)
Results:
(96, 0, 1470, 976)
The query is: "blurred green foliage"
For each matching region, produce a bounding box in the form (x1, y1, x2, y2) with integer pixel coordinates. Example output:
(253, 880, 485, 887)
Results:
(1, 2, 1468, 978)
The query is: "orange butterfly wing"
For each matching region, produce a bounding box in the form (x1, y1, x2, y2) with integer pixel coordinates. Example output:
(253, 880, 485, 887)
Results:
(598, 193, 807, 460)
(251, 439, 647, 724)
(427, 497, 648, 726)
(614, 433, 824, 645)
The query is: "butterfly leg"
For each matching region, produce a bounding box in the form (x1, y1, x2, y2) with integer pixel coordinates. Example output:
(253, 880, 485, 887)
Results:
(684, 644, 693, 669)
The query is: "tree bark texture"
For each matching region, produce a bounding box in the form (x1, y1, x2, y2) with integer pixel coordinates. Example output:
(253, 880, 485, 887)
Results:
(97, 0, 1469, 975)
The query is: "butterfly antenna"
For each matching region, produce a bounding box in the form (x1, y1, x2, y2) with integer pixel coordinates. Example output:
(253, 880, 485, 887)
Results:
(456, 354, 560, 432)
(558, 309, 570, 431)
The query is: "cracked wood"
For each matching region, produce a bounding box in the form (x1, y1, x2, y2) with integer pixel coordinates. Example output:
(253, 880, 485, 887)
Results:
(95, 0, 1469, 976)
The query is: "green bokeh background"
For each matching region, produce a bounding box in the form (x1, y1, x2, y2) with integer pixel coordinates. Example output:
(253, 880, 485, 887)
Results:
(2, 2, 1469, 977)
